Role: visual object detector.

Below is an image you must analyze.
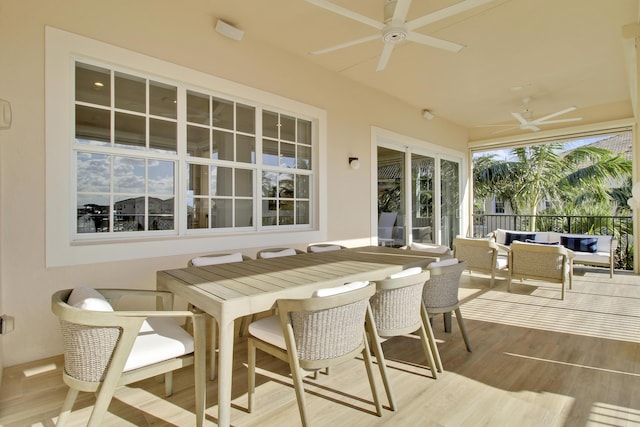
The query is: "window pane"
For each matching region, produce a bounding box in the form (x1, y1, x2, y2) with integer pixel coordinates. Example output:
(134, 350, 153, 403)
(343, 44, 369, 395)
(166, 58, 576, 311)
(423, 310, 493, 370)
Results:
(115, 112, 145, 150)
(76, 105, 110, 145)
(187, 164, 208, 196)
(150, 81, 177, 119)
(212, 130, 234, 161)
(149, 118, 176, 153)
(211, 198, 232, 227)
(262, 140, 279, 166)
(262, 199, 277, 226)
(297, 145, 311, 169)
(114, 157, 145, 193)
(76, 63, 110, 106)
(235, 169, 253, 197)
(263, 110, 279, 138)
(262, 171, 277, 197)
(237, 103, 255, 133)
(149, 196, 174, 230)
(187, 125, 210, 158)
(211, 166, 232, 196)
(278, 172, 294, 198)
(237, 134, 255, 163)
(114, 195, 145, 232)
(297, 119, 312, 145)
(296, 175, 309, 199)
(187, 91, 210, 125)
(115, 72, 145, 113)
(77, 194, 110, 233)
(235, 199, 253, 227)
(149, 160, 174, 195)
(297, 201, 309, 224)
(77, 153, 110, 192)
(212, 97, 233, 130)
(280, 142, 295, 168)
(279, 200, 294, 225)
(280, 114, 295, 141)
(187, 197, 209, 229)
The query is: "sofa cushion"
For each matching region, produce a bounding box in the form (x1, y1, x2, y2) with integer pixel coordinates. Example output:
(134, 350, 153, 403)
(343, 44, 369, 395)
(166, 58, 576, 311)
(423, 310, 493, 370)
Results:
(505, 232, 536, 246)
(561, 236, 598, 253)
(525, 239, 560, 245)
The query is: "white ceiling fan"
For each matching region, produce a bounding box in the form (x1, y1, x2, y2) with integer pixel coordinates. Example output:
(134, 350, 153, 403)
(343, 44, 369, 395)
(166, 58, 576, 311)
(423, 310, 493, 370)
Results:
(505, 97, 583, 132)
(304, 0, 494, 71)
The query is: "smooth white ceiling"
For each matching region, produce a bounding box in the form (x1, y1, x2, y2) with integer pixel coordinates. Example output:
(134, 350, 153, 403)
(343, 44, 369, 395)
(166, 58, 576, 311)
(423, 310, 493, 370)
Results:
(210, 0, 638, 141)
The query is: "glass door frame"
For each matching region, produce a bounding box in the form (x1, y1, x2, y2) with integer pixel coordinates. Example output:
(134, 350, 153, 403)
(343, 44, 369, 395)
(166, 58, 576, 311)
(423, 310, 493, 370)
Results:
(371, 127, 468, 247)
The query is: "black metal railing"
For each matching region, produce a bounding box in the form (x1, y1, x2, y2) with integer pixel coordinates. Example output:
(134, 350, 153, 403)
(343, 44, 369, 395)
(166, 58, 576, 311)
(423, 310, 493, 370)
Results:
(472, 214, 634, 270)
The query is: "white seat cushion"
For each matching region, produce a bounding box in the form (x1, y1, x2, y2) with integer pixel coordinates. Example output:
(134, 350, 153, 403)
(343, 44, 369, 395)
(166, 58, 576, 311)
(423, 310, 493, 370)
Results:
(309, 245, 342, 253)
(124, 317, 194, 372)
(260, 248, 297, 258)
(249, 316, 286, 349)
(190, 252, 244, 266)
(313, 281, 369, 297)
(428, 258, 459, 269)
(388, 267, 423, 279)
(67, 286, 113, 312)
(410, 242, 450, 254)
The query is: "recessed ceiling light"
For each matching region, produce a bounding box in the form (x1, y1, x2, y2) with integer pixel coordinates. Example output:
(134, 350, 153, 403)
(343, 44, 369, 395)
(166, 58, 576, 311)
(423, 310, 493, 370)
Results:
(93, 81, 104, 88)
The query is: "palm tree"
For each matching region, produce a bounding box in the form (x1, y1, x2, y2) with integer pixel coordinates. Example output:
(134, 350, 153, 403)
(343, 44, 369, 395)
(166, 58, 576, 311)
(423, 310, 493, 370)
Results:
(474, 144, 632, 231)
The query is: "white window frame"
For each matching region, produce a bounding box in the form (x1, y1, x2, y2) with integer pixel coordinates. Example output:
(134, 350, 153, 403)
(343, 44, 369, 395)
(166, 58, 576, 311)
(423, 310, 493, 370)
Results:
(45, 27, 327, 267)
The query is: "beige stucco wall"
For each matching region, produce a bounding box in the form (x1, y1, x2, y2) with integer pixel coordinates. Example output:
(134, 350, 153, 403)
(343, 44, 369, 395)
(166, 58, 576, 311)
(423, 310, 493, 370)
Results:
(0, 0, 467, 367)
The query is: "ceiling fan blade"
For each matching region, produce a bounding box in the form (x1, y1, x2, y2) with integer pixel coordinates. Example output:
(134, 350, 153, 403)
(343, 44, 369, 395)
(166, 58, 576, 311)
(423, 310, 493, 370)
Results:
(406, 32, 464, 52)
(530, 106, 577, 124)
(376, 43, 396, 72)
(304, 0, 384, 30)
(391, 0, 412, 24)
(511, 112, 530, 125)
(407, 0, 494, 31)
(535, 118, 583, 125)
(521, 124, 541, 132)
(310, 34, 379, 55)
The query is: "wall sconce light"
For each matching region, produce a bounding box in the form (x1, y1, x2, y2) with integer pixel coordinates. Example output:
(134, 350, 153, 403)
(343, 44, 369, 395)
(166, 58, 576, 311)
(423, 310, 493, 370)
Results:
(628, 182, 640, 210)
(422, 109, 434, 120)
(349, 157, 360, 170)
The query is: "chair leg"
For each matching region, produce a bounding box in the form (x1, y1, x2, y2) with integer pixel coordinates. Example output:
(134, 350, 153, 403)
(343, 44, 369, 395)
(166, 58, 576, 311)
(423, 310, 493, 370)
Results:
(417, 323, 438, 379)
(366, 313, 396, 411)
(87, 382, 118, 427)
(164, 372, 173, 396)
(210, 316, 218, 381)
(421, 306, 443, 372)
(443, 312, 452, 333)
(454, 308, 472, 352)
(247, 339, 256, 413)
(361, 334, 383, 416)
(288, 356, 310, 427)
(56, 387, 79, 427)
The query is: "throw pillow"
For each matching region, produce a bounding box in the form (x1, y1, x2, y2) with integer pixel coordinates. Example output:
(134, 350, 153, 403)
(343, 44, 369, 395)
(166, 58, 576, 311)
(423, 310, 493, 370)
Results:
(505, 232, 536, 246)
(561, 236, 598, 253)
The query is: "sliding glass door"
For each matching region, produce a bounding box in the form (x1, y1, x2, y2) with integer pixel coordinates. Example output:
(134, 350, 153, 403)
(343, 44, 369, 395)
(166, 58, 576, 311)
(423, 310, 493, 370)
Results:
(376, 143, 461, 248)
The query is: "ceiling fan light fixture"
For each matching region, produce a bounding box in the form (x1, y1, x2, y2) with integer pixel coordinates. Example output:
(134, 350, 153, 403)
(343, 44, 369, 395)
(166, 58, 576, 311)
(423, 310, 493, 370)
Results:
(383, 27, 407, 44)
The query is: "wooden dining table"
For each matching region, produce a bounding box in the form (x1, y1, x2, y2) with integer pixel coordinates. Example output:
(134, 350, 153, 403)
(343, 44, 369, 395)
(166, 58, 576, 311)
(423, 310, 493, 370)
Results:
(156, 245, 439, 427)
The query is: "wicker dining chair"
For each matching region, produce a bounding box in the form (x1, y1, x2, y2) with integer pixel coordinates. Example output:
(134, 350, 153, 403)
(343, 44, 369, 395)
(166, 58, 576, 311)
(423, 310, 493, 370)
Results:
(422, 259, 472, 353)
(508, 240, 574, 300)
(187, 252, 252, 380)
(368, 267, 439, 411)
(256, 247, 305, 258)
(52, 287, 206, 427)
(247, 282, 383, 426)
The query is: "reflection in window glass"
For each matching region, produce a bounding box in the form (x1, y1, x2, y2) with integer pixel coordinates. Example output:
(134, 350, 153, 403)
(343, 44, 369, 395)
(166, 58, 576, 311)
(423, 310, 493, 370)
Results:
(188, 163, 209, 196)
(212, 198, 232, 228)
(76, 105, 110, 145)
(280, 142, 295, 168)
(187, 91, 210, 125)
(187, 197, 209, 229)
(297, 119, 312, 145)
(149, 118, 177, 153)
(278, 173, 294, 198)
(77, 194, 110, 233)
(235, 169, 253, 197)
(115, 112, 145, 150)
(114, 157, 145, 193)
(212, 130, 234, 161)
(76, 63, 110, 106)
(263, 110, 279, 138)
(279, 200, 294, 225)
(237, 103, 255, 133)
(237, 134, 255, 163)
(262, 140, 279, 166)
(187, 125, 210, 158)
(212, 97, 234, 130)
(114, 195, 145, 232)
(149, 160, 175, 195)
(297, 201, 309, 224)
(211, 166, 232, 197)
(77, 153, 110, 192)
(298, 145, 311, 169)
(150, 81, 177, 119)
(262, 171, 277, 197)
(262, 200, 277, 226)
(296, 175, 309, 198)
(115, 72, 145, 113)
(235, 199, 253, 227)
(279, 114, 295, 141)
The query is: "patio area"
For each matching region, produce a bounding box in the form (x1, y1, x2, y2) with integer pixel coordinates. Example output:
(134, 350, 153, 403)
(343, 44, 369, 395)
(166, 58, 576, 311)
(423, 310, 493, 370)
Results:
(2, 267, 639, 426)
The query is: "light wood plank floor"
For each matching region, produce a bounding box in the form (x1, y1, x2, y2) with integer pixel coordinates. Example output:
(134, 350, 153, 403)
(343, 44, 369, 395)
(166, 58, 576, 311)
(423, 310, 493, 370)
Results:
(2, 267, 640, 426)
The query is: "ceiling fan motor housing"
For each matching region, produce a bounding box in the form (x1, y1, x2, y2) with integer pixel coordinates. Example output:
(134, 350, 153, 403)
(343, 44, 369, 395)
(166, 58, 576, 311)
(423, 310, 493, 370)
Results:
(383, 27, 407, 43)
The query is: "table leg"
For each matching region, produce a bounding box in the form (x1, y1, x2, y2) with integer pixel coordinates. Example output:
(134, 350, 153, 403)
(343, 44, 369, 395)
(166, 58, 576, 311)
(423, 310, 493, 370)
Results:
(217, 315, 235, 427)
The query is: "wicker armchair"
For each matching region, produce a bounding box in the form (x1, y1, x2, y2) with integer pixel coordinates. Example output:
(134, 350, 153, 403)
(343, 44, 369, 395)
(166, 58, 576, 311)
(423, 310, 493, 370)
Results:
(306, 243, 346, 253)
(51, 287, 206, 427)
(247, 282, 383, 426)
(368, 268, 440, 411)
(422, 259, 472, 352)
(186, 252, 252, 380)
(508, 240, 574, 300)
(256, 247, 305, 258)
(453, 237, 507, 287)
